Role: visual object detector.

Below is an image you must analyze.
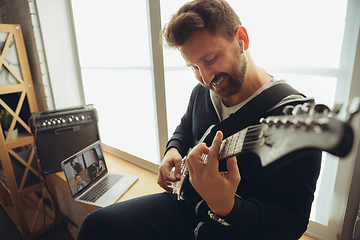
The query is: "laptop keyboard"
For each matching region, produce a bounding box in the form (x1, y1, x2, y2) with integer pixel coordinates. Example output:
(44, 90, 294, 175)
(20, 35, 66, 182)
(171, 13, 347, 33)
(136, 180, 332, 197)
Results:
(79, 174, 123, 203)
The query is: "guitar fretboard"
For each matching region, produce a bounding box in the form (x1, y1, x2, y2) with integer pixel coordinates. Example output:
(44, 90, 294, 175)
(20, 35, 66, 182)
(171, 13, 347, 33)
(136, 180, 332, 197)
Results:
(218, 127, 248, 160)
(178, 127, 249, 178)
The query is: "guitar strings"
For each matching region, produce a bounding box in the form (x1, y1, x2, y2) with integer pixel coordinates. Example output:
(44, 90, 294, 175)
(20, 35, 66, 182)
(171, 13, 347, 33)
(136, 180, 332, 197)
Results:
(243, 127, 265, 150)
(233, 125, 265, 152)
(178, 124, 265, 175)
(217, 125, 265, 160)
(174, 124, 266, 192)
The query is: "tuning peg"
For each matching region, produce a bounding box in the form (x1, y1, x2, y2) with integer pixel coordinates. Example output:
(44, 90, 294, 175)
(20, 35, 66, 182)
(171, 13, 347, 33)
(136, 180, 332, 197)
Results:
(332, 102, 342, 114)
(301, 102, 314, 113)
(292, 104, 304, 115)
(314, 104, 330, 114)
(346, 97, 360, 122)
(292, 116, 305, 127)
(283, 105, 294, 115)
(265, 117, 276, 126)
(260, 116, 282, 127)
(281, 116, 291, 125)
(283, 103, 316, 115)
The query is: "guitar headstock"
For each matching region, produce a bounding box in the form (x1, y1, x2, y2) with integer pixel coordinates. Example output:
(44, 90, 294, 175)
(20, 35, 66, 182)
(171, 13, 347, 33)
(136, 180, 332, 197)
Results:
(255, 99, 360, 167)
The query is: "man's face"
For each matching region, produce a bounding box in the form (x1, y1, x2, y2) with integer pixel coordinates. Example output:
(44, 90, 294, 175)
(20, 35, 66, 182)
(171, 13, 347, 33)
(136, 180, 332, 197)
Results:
(76, 175, 81, 185)
(179, 30, 247, 101)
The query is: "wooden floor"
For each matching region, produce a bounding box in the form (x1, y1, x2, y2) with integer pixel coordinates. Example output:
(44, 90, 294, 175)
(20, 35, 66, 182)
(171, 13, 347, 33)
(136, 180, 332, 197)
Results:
(300, 235, 315, 240)
(0, 203, 73, 240)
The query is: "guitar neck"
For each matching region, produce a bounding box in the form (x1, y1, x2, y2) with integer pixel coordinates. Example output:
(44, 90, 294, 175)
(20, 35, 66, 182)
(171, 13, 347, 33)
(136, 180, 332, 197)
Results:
(218, 127, 253, 160)
(177, 111, 356, 195)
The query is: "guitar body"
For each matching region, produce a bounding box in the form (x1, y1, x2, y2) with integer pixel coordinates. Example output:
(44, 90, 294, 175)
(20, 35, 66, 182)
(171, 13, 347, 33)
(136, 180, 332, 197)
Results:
(177, 172, 197, 205)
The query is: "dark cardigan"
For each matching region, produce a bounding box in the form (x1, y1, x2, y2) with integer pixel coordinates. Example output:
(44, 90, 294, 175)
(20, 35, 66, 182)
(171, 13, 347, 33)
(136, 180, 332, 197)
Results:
(166, 83, 322, 239)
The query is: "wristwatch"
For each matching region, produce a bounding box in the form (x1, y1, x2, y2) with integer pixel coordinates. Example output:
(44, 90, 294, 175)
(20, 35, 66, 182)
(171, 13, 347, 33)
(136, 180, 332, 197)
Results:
(207, 210, 231, 226)
(207, 194, 242, 227)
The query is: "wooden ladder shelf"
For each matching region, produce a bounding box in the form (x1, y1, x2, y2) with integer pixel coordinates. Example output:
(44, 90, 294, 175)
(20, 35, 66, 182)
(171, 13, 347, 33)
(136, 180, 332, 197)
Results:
(0, 24, 59, 240)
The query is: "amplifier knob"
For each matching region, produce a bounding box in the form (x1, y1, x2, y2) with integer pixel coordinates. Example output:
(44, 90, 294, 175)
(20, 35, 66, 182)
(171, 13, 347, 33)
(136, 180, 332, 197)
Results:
(81, 115, 85, 120)
(68, 118, 73, 122)
(75, 116, 79, 121)
(47, 121, 51, 126)
(62, 119, 66, 123)
(42, 122, 47, 127)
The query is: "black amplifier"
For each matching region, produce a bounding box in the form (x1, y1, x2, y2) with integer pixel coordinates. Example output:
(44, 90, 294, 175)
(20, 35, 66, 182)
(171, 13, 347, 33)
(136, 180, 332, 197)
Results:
(30, 104, 100, 175)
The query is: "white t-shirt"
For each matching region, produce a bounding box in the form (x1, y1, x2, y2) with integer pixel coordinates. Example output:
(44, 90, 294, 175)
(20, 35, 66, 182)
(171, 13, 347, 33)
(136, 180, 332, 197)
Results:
(209, 79, 308, 121)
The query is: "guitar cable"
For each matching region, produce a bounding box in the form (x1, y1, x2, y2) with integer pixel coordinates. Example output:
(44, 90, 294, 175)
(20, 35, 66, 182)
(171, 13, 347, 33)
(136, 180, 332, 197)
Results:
(34, 123, 57, 240)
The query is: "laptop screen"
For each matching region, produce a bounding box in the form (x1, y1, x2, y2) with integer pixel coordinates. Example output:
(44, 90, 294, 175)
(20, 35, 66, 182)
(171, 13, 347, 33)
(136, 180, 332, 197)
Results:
(62, 140, 107, 198)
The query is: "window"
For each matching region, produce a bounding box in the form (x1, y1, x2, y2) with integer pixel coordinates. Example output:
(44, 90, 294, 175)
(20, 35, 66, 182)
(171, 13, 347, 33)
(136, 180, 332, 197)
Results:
(71, 0, 160, 165)
(160, 1, 198, 138)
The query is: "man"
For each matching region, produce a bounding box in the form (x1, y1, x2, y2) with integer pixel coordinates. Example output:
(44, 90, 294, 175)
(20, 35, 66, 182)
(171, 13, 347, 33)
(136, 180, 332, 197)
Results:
(77, 1, 321, 239)
(73, 174, 87, 195)
(71, 159, 84, 174)
(88, 148, 106, 181)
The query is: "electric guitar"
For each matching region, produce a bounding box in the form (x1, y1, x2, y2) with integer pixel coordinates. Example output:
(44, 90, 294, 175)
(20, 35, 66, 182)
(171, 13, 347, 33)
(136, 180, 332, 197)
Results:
(172, 100, 360, 203)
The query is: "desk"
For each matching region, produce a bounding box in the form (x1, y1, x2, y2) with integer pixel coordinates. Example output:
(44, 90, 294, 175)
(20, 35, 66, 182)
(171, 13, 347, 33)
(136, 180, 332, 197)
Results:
(48, 151, 163, 213)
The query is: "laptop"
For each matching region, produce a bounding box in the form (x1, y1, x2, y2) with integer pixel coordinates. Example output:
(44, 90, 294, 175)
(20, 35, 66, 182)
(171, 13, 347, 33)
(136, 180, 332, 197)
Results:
(61, 140, 138, 207)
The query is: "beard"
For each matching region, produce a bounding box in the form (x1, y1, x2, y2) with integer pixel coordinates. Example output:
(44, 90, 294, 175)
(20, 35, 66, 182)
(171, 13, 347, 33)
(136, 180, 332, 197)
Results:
(202, 55, 247, 99)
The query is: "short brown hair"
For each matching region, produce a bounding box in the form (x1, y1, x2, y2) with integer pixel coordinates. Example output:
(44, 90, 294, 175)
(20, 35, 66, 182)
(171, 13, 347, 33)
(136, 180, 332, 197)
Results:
(160, 0, 242, 48)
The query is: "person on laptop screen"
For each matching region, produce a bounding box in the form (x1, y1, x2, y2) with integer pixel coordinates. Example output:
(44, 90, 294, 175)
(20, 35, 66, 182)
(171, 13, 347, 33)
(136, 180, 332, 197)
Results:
(87, 147, 106, 181)
(73, 174, 88, 195)
(61, 140, 138, 208)
(90, 148, 105, 176)
(70, 159, 84, 174)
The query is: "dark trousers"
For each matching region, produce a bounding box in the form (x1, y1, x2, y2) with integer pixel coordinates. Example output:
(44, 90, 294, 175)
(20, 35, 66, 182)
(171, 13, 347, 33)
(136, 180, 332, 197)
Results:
(77, 192, 223, 240)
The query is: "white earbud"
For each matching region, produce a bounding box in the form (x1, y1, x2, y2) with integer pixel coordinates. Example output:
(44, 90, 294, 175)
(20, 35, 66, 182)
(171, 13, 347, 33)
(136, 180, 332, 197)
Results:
(240, 40, 245, 53)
